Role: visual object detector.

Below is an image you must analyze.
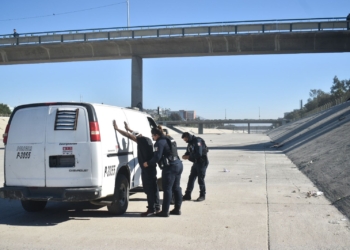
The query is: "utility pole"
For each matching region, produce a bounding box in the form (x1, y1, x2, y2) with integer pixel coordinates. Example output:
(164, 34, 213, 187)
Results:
(126, 0, 130, 28)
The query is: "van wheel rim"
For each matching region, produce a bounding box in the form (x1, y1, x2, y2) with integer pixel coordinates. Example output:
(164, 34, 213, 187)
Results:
(118, 185, 126, 206)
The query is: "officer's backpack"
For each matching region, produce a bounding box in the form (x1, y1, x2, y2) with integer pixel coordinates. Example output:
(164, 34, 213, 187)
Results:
(158, 136, 179, 169)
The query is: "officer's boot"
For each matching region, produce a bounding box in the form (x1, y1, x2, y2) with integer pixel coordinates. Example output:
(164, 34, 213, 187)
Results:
(182, 192, 191, 201)
(155, 211, 169, 217)
(170, 206, 181, 215)
(197, 192, 205, 202)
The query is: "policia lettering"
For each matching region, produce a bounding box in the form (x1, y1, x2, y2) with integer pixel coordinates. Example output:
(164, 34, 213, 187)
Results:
(104, 165, 116, 177)
(16, 145, 32, 159)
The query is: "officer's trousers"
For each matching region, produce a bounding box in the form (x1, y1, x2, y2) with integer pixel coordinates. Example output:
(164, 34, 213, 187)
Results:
(141, 166, 160, 212)
(161, 160, 183, 213)
(185, 160, 209, 196)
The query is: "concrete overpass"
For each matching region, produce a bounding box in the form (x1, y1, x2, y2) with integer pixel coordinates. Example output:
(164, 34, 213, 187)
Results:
(1, 17, 349, 109)
(158, 118, 280, 134)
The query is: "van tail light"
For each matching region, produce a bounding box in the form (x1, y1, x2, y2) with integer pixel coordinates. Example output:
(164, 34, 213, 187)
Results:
(3, 124, 10, 145)
(89, 122, 101, 142)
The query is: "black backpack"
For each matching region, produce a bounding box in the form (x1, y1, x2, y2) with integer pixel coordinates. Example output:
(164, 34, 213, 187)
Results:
(158, 136, 179, 169)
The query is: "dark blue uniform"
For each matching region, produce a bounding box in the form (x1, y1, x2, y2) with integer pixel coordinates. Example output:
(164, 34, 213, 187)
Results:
(147, 136, 183, 213)
(184, 135, 209, 198)
(137, 137, 160, 212)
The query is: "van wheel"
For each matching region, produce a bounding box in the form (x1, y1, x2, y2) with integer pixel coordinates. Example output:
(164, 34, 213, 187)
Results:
(107, 174, 129, 215)
(21, 200, 47, 212)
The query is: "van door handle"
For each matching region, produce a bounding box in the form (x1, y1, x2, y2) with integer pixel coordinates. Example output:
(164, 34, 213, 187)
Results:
(107, 152, 133, 157)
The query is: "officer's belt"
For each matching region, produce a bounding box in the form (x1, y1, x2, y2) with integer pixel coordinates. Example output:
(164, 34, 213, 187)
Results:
(167, 156, 180, 161)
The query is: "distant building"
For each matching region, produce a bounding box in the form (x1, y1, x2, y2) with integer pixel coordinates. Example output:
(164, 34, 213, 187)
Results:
(186, 110, 196, 120)
(177, 110, 196, 120)
(144, 107, 196, 120)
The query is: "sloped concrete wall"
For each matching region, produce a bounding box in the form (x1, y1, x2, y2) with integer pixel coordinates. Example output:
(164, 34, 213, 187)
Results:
(267, 101, 350, 218)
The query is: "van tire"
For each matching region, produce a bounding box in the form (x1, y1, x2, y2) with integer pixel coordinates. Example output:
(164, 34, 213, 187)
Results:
(107, 174, 129, 215)
(21, 200, 47, 212)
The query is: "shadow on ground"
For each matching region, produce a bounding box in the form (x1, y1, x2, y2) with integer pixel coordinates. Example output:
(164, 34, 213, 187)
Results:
(0, 197, 158, 227)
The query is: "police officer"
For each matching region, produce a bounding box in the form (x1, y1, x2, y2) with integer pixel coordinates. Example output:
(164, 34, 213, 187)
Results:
(181, 132, 209, 202)
(143, 126, 183, 217)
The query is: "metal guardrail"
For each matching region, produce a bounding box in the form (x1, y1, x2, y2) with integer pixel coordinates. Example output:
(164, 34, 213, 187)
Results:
(158, 119, 279, 125)
(288, 92, 350, 122)
(0, 17, 349, 46)
(302, 92, 350, 118)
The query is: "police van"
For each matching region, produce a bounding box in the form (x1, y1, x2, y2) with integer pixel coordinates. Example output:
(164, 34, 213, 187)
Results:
(0, 102, 159, 215)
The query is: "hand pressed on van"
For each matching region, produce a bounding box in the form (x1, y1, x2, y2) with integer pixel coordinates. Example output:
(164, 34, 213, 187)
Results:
(113, 120, 119, 130)
(124, 121, 132, 132)
(113, 120, 137, 143)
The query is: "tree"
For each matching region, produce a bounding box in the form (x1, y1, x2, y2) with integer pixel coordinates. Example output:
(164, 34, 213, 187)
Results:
(330, 76, 347, 98)
(344, 79, 350, 92)
(0, 103, 11, 115)
(305, 89, 332, 112)
(169, 113, 182, 121)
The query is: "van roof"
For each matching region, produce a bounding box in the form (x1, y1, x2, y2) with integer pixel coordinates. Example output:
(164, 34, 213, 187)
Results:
(8, 102, 98, 124)
(9, 102, 150, 125)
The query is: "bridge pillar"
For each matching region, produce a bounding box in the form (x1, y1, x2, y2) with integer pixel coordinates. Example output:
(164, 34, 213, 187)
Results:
(248, 123, 250, 134)
(198, 123, 204, 134)
(131, 56, 143, 110)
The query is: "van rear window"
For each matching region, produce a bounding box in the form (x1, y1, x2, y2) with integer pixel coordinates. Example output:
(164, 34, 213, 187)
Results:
(54, 109, 79, 130)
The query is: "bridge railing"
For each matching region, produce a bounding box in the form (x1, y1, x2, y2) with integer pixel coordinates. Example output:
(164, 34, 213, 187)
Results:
(0, 17, 348, 46)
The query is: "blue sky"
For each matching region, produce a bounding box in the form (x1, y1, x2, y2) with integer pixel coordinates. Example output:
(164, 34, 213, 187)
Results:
(0, 0, 349, 119)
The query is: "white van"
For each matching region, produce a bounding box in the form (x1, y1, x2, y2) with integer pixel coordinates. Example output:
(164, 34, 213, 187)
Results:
(0, 102, 159, 215)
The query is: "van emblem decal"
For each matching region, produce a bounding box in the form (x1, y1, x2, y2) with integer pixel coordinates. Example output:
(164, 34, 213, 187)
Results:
(63, 147, 73, 155)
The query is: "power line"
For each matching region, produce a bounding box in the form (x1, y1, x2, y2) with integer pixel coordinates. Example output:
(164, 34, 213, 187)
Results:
(0, 1, 126, 22)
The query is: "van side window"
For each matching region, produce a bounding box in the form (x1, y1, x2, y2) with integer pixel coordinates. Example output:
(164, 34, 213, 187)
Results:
(54, 109, 79, 130)
(147, 117, 157, 130)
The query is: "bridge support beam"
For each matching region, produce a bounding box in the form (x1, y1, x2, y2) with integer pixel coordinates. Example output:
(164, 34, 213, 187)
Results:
(198, 123, 204, 134)
(248, 123, 250, 134)
(131, 56, 143, 110)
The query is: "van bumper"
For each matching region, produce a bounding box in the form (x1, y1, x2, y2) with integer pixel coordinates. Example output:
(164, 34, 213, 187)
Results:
(0, 186, 102, 202)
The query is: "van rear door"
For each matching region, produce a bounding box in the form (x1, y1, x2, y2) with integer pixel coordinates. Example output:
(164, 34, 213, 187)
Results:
(5, 106, 48, 187)
(45, 105, 92, 187)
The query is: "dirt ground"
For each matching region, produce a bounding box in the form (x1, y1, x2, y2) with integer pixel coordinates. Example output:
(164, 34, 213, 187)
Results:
(267, 101, 350, 219)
